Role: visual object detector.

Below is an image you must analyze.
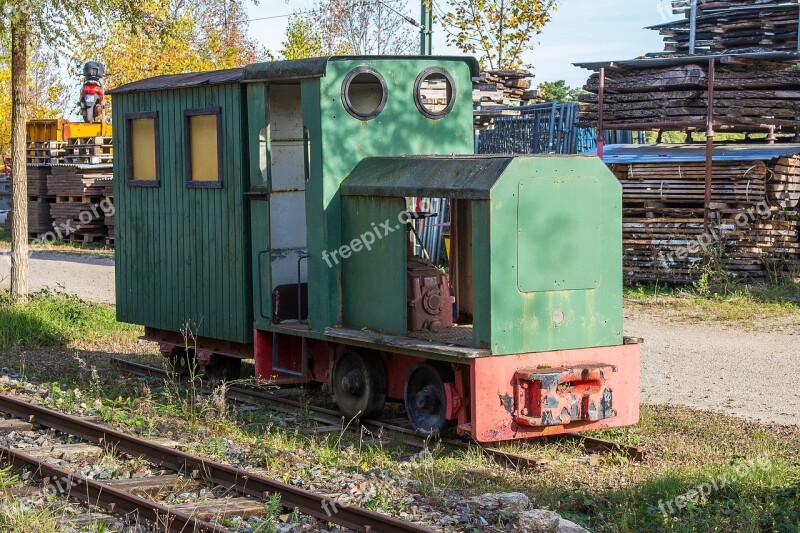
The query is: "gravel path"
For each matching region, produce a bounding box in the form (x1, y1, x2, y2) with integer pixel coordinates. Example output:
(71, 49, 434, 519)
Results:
(626, 311, 800, 427)
(0, 250, 115, 304)
(1, 250, 797, 426)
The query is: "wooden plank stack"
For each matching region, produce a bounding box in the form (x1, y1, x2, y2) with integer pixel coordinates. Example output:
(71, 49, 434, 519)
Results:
(26, 137, 112, 165)
(26, 141, 66, 165)
(659, 1, 800, 53)
(26, 166, 50, 197)
(64, 136, 113, 165)
(46, 165, 113, 243)
(578, 64, 800, 129)
(473, 70, 537, 130)
(615, 154, 800, 283)
(2, 167, 54, 237)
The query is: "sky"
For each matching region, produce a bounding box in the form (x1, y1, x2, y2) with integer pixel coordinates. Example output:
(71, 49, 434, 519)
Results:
(245, 0, 671, 87)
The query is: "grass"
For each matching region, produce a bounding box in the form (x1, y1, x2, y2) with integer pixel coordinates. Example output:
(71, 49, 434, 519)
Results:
(0, 228, 114, 258)
(18, 352, 796, 533)
(624, 280, 800, 323)
(0, 289, 140, 353)
(0, 288, 795, 531)
(0, 465, 63, 532)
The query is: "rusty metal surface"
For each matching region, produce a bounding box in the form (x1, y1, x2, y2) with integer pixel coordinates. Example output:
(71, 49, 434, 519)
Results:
(0, 444, 228, 532)
(0, 393, 431, 533)
(513, 364, 617, 427)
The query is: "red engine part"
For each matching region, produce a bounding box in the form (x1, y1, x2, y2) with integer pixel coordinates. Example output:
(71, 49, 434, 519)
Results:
(512, 364, 616, 427)
(468, 344, 640, 442)
(407, 256, 454, 332)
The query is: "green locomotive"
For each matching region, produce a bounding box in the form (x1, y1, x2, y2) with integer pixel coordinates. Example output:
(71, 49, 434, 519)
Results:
(112, 56, 640, 442)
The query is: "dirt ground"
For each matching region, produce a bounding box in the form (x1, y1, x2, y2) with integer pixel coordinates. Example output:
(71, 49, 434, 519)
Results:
(626, 309, 799, 426)
(0, 250, 114, 303)
(2, 250, 798, 427)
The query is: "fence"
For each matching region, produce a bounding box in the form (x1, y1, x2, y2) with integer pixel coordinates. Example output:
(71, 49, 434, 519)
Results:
(475, 102, 644, 155)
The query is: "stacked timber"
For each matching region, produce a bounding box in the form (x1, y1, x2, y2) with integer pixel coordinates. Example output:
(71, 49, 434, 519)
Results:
(47, 165, 110, 198)
(26, 137, 112, 165)
(46, 165, 113, 243)
(64, 136, 113, 165)
(473, 70, 536, 130)
(769, 154, 800, 207)
(100, 178, 115, 245)
(2, 200, 55, 236)
(659, 1, 800, 53)
(1, 167, 55, 237)
(614, 152, 800, 282)
(613, 161, 768, 205)
(578, 64, 800, 129)
(26, 166, 50, 197)
(26, 201, 54, 235)
(26, 141, 66, 165)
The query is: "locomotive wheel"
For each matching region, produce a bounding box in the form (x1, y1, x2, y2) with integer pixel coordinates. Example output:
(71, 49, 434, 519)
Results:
(332, 350, 386, 419)
(204, 355, 242, 383)
(405, 363, 452, 436)
(167, 349, 196, 377)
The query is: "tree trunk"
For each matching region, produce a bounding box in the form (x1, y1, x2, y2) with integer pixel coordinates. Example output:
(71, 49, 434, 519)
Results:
(10, 15, 29, 302)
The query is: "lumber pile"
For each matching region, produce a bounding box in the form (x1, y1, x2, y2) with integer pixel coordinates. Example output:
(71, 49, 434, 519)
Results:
(473, 70, 536, 130)
(26, 200, 54, 235)
(99, 178, 115, 245)
(26, 166, 50, 197)
(658, 1, 800, 53)
(47, 165, 110, 198)
(46, 165, 113, 243)
(26, 141, 66, 165)
(4, 164, 115, 242)
(26, 136, 112, 165)
(578, 64, 800, 129)
(615, 151, 800, 283)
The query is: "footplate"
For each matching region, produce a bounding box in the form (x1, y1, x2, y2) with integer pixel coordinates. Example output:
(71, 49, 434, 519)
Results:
(513, 364, 617, 427)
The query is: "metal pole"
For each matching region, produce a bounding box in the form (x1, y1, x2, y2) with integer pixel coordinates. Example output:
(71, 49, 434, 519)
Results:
(689, 0, 698, 54)
(420, 0, 432, 55)
(703, 58, 716, 235)
(597, 67, 605, 159)
(796, 4, 800, 53)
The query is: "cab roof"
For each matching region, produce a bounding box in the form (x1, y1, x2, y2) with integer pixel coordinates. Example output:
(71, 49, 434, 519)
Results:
(110, 56, 480, 95)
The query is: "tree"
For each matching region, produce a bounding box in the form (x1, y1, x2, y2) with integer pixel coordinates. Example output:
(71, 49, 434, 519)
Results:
(73, 0, 265, 93)
(281, 16, 322, 60)
(442, 0, 558, 70)
(0, 1, 260, 302)
(0, 45, 68, 157)
(0, 0, 148, 302)
(311, 0, 417, 55)
(537, 80, 583, 103)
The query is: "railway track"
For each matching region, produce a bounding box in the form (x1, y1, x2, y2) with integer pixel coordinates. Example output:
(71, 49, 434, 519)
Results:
(112, 358, 646, 466)
(0, 393, 433, 533)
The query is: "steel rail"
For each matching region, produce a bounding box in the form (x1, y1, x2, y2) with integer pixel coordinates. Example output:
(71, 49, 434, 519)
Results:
(112, 358, 646, 464)
(111, 358, 547, 468)
(0, 394, 431, 533)
(0, 444, 229, 533)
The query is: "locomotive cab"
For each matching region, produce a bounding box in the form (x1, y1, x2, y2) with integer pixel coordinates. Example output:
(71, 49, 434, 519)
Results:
(111, 56, 640, 442)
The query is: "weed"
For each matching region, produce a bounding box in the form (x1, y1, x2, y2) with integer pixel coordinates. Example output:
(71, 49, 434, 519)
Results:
(0, 289, 140, 352)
